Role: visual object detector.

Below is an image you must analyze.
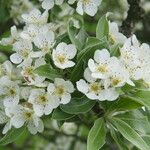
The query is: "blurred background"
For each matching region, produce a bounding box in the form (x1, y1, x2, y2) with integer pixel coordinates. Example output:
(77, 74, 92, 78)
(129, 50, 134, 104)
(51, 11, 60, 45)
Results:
(0, 0, 150, 149)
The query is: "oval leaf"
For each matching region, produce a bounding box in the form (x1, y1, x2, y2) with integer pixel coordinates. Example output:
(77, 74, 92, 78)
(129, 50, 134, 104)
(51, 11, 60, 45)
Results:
(34, 65, 61, 81)
(111, 117, 149, 150)
(52, 107, 75, 120)
(96, 15, 109, 40)
(87, 118, 106, 150)
(60, 96, 96, 114)
(0, 126, 26, 145)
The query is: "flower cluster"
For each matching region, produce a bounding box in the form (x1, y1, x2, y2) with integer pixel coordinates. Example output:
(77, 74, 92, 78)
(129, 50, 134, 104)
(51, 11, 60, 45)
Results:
(0, 0, 150, 138)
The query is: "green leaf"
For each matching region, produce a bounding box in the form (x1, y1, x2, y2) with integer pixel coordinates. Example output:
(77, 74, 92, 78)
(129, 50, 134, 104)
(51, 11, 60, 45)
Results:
(60, 96, 96, 114)
(52, 107, 75, 120)
(87, 118, 106, 150)
(0, 110, 8, 124)
(115, 111, 150, 135)
(68, 21, 88, 50)
(129, 90, 150, 110)
(111, 117, 149, 150)
(110, 128, 129, 150)
(34, 65, 61, 81)
(0, 126, 26, 145)
(71, 39, 108, 82)
(106, 95, 142, 113)
(96, 15, 109, 40)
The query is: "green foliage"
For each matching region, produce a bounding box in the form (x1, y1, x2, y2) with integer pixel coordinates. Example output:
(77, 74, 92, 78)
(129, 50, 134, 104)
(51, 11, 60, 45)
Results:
(34, 64, 61, 81)
(60, 96, 96, 114)
(0, 126, 26, 146)
(87, 118, 106, 150)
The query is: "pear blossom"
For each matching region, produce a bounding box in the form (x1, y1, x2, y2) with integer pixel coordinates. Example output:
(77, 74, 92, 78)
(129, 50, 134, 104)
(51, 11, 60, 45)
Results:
(76, 0, 102, 16)
(88, 49, 111, 79)
(0, 77, 20, 107)
(120, 35, 150, 81)
(21, 58, 47, 87)
(28, 89, 59, 116)
(52, 42, 77, 69)
(0, 61, 13, 79)
(109, 22, 127, 44)
(77, 68, 119, 101)
(22, 8, 48, 25)
(39, 0, 64, 10)
(0, 26, 19, 46)
(5, 104, 44, 134)
(10, 40, 33, 67)
(33, 31, 55, 56)
(47, 78, 74, 104)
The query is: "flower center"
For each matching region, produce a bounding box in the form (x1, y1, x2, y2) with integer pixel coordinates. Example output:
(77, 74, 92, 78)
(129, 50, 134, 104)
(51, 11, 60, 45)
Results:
(111, 78, 121, 86)
(23, 66, 34, 76)
(109, 34, 116, 44)
(83, 0, 91, 4)
(55, 86, 65, 96)
(56, 54, 66, 64)
(23, 111, 33, 120)
(97, 65, 108, 73)
(90, 82, 101, 94)
(8, 88, 16, 96)
(37, 95, 48, 104)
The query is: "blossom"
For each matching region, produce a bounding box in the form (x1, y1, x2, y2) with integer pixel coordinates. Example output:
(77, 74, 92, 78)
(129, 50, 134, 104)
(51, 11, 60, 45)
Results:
(88, 49, 111, 79)
(10, 40, 33, 67)
(76, 0, 102, 16)
(0, 61, 13, 79)
(0, 26, 19, 46)
(39, 0, 64, 10)
(0, 77, 20, 107)
(120, 35, 150, 81)
(33, 31, 55, 56)
(109, 22, 127, 44)
(47, 78, 74, 104)
(52, 42, 77, 69)
(76, 68, 119, 101)
(28, 89, 59, 116)
(21, 58, 47, 87)
(22, 8, 48, 25)
(5, 104, 44, 134)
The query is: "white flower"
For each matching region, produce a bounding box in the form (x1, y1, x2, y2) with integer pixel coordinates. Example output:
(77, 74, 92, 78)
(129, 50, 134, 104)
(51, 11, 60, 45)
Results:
(10, 40, 33, 67)
(29, 89, 59, 116)
(22, 8, 48, 25)
(39, 0, 64, 10)
(0, 26, 19, 46)
(104, 57, 134, 88)
(76, 0, 102, 16)
(5, 104, 44, 134)
(20, 24, 39, 41)
(0, 61, 13, 79)
(33, 31, 55, 56)
(47, 78, 74, 104)
(88, 49, 111, 79)
(76, 68, 119, 101)
(120, 35, 150, 81)
(109, 22, 127, 44)
(52, 42, 77, 69)
(0, 77, 20, 107)
(21, 58, 47, 87)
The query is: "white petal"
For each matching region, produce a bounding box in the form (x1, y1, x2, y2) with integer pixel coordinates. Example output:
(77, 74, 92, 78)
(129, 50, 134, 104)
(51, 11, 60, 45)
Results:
(76, 1, 84, 15)
(60, 93, 71, 104)
(47, 83, 55, 94)
(64, 81, 74, 93)
(84, 68, 96, 83)
(33, 105, 44, 117)
(94, 49, 110, 63)
(64, 44, 77, 59)
(88, 59, 96, 72)
(11, 115, 25, 128)
(10, 53, 22, 64)
(42, 0, 54, 10)
(76, 79, 89, 94)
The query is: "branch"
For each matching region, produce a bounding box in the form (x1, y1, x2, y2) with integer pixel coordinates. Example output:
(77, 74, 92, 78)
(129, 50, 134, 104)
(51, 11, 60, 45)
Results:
(121, 0, 144, 37)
